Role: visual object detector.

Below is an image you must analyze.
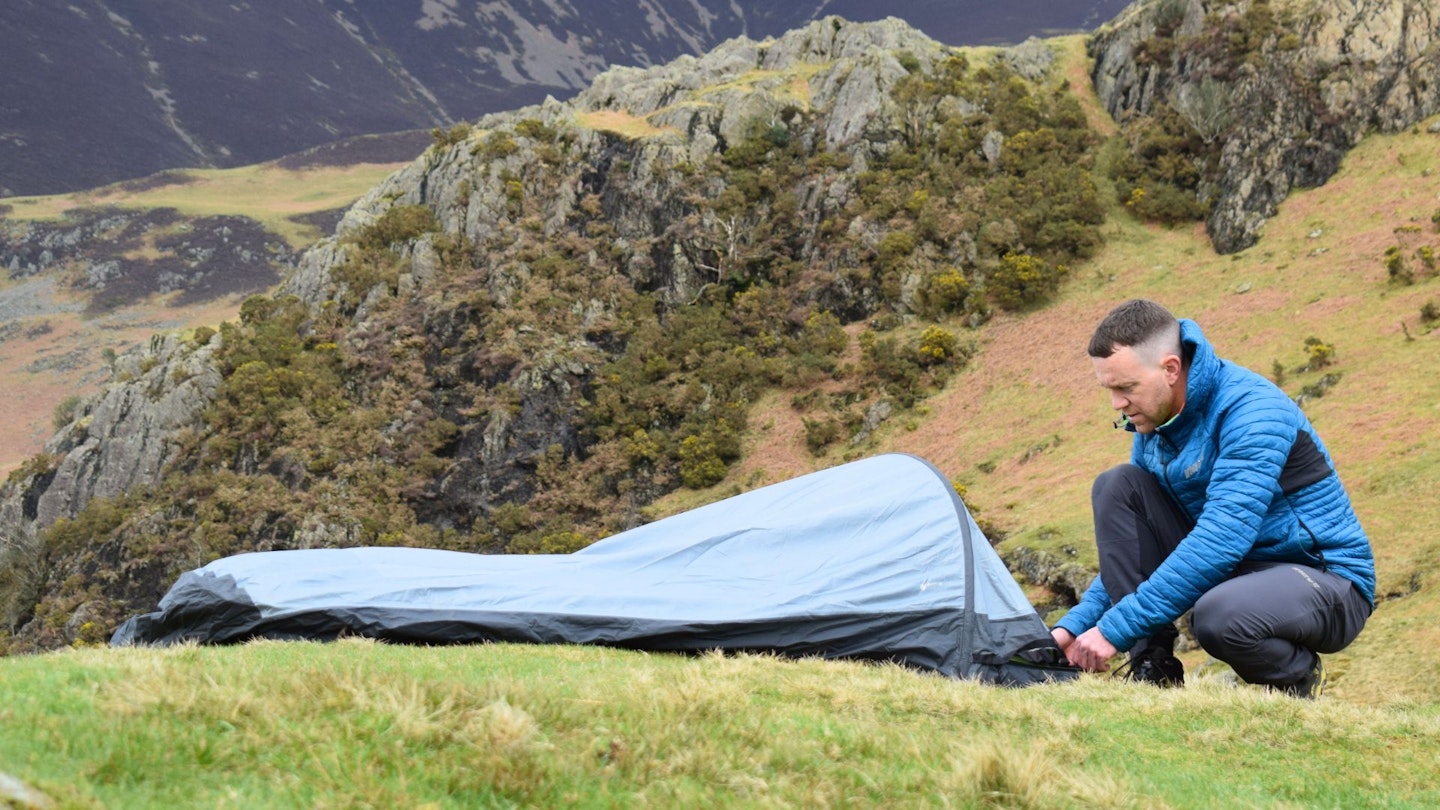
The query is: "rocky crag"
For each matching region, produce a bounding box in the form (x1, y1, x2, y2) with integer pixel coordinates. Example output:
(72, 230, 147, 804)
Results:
(1089, 0, 1440, 252)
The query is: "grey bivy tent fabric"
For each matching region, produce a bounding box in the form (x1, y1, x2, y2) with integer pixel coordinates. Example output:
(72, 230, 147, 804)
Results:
(112, 453, 1077, 685)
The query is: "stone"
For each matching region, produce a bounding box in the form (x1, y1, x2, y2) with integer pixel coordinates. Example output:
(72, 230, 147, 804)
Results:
(1088, 0, 1440, 253)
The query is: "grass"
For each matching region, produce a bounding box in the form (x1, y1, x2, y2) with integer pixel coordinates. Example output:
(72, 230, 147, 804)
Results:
(0, 161, 405, 249)
(574, 110, 681, 141)
(696, 64, 827, 109)
(2, 640, 1437, 808)
(574, 61, 830, 142)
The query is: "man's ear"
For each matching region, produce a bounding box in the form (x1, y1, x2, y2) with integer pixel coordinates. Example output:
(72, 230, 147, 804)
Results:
(1160, 353, 1183, 384)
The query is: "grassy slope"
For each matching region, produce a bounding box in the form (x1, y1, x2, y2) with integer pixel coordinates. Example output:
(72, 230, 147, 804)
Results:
(1, 641, 1437, 808)
(0, 161, 406, 475)
(915, 119, 1440, 705)
(1, 162, 407, 249)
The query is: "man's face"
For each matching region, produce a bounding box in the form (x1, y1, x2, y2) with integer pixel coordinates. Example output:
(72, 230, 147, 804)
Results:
(1091, 345, 1183, 434)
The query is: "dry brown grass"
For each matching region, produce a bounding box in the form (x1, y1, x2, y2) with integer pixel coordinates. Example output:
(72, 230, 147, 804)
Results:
(574, 110, 682, 140)
(0, 291, 245, 476)
(1056, 35, 1118, 138)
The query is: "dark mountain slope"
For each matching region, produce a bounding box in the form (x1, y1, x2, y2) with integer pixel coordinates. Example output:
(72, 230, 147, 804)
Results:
(0, 1, 203, 196)
(0, 0, 459, 196)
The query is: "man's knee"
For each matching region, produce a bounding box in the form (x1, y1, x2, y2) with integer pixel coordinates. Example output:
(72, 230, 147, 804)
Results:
(1191, 573, 1327, 685)
(1191, 588, 1247, 655)
(1091, 464, 1154, 510)
(1191, 570, 1322, 658)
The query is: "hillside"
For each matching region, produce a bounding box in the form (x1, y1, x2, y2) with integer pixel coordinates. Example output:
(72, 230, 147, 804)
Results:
(634, 51, 1440, 706)
(0, 4, 1438, 710)
(0, 145, 418, 476)
(1, 16, 1104, 644)
(1, 117, 1438, 810)
(849, 113, 1440, 704)
(0, 0, 1129, 197)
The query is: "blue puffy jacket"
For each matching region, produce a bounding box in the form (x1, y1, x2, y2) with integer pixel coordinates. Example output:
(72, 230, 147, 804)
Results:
(1055, 319, 1376, 652)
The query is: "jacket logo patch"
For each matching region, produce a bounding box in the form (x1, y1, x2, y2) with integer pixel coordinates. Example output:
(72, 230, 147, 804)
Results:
(1184, 454, 1204, 479)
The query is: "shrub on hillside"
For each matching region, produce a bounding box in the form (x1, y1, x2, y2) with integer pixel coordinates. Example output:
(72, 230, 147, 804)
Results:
(513, 118, 558, 143)
(1108, 104, 1213, 225)
(52, 395, 83, 430)
(1419, 245, 1436, 273)
(678, 421, 741, 489)
(430, 124, 470, 149)
(356, 205, 439, 252)
(990, 252, 1064, 310)
(1385, 245, 1412, 284)
(921, 268, 971, 316)
(1303, 336, 1336, 370)
(803, 417, 842, 455)
(916, 325, 959, 365)
(472, 132, 518, 161)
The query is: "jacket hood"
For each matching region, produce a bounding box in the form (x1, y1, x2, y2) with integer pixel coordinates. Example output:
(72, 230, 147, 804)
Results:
(1156, 319, 1220, 444)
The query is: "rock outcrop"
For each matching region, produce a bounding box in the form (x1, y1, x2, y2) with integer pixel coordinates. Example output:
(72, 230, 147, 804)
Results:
(298, 17, 954, 309)
(0, 332, 221, 642)
(0, 333, 221, 531)
(279, 17, 997, 534)
(1089, 0, 1440, 253)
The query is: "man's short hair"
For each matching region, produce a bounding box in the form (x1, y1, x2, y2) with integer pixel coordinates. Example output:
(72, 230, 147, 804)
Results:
(1088, 299, 1180, 360)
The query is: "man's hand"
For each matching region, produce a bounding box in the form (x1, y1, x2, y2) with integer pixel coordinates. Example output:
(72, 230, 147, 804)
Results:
(1065, 627, 1118, 672)
(1051, 627, 1075, 650)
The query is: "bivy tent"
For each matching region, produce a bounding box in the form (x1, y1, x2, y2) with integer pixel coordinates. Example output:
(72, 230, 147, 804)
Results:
(112, 453, 1077, 685)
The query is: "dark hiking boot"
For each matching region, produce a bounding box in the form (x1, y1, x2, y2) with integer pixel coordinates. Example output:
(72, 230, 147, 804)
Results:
(1273, 656, 1326, 700)
(1113, 647, 1185, 687)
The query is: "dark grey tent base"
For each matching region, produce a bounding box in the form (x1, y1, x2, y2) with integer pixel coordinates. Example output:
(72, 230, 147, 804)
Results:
(116, 598, 1072, 684)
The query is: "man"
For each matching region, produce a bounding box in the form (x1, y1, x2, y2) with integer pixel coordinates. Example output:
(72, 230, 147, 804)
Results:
(1050, 299, 1374, 696)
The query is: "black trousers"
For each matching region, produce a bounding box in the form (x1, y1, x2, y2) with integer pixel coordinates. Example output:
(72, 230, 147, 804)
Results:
(1092, 464, 1372, 686)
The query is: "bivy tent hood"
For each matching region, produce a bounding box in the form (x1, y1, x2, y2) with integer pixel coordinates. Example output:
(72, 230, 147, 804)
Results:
(112, 453, 1077, 685)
